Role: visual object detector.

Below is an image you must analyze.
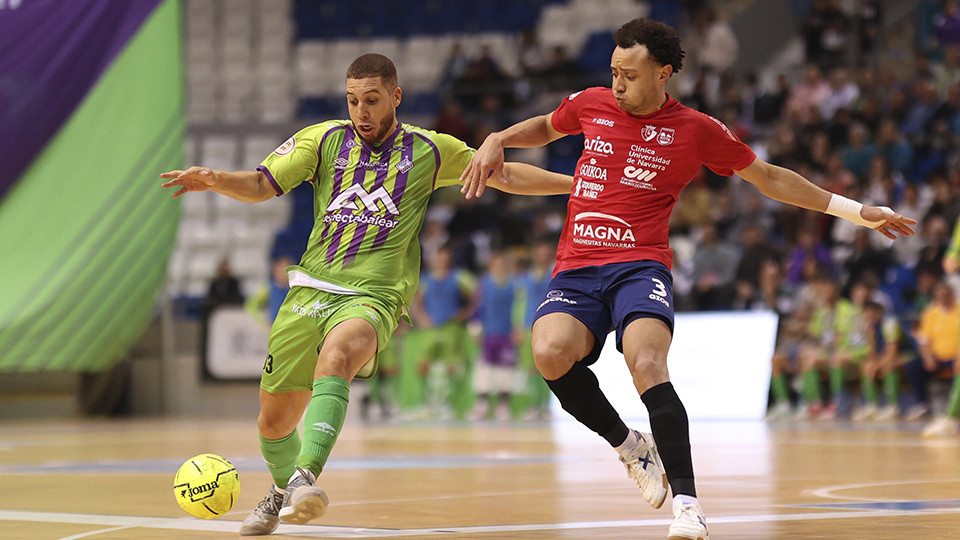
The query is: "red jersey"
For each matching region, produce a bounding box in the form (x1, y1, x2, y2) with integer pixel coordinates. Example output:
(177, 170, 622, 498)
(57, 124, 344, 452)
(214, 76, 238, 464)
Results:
(550, 87, 756, 275)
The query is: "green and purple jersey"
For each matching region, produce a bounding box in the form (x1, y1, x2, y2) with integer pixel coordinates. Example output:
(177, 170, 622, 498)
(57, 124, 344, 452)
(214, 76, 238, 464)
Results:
(258, 120, 473, 310)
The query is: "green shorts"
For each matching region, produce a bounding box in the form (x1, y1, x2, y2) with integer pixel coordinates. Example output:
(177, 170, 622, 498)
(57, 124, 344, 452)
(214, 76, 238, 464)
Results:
(261, 287, 400, 392)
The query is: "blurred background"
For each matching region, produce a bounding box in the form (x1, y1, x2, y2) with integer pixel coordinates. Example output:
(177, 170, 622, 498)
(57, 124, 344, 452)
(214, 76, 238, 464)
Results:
(2, 0, 958, 430)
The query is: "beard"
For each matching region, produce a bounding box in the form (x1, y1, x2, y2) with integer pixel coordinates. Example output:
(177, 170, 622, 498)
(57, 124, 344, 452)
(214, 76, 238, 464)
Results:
(355, 114, 396, 144)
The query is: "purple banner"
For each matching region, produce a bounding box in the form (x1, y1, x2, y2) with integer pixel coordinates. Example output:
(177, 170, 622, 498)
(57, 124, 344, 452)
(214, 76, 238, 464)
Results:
(0, 0, 162, 199)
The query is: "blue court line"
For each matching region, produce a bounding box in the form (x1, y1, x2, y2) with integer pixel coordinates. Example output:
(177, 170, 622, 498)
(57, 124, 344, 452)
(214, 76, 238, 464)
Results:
(789, 499, 960, 511)
(0, 454, 561, 475)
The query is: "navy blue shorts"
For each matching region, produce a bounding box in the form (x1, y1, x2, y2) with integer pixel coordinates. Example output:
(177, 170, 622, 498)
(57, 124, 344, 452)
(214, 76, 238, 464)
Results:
(533, 260, 675, 365)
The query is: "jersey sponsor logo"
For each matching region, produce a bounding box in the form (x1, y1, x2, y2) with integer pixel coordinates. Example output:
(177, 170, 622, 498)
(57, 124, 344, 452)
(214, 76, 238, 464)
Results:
(574, 178, 604, 199)
(628, 145, 671, 171)
(356, 159, 390, 171)
(334, 157, 350, 170)
(291, 301, 335, 318)
(537, 290, 578, 311)
(592, 117, 615, 127)
(657, 127, 675, 146)
(273, 136, 296, 156)
(567, 90, 583, 101)
(620, 165, 659, 191)
(328, 184, 400, 214)
(583, 135, 614, 155)
(396, 157, 414, 173)
(571, 212, 636, 249)
(578, 158, 607, 181)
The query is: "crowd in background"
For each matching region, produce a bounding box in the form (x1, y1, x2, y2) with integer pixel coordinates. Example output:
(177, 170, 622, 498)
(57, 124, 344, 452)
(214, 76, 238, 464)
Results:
(236, 1, 960, 428)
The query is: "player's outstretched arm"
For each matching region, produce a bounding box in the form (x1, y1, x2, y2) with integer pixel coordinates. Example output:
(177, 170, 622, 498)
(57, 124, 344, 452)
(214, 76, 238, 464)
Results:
(160, 166, 276, 203)
(460, 114, 565, 199)
(485, 162, 573, 196)
(736, 157, 917, 240)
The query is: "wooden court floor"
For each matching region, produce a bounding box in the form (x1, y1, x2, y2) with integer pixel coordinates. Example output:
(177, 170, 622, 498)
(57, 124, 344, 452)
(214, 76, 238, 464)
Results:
(0, 417, 957, 539)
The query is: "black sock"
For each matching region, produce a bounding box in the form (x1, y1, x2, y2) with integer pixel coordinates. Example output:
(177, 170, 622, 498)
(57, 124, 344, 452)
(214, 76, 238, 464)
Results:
(545, 362, 629, 447)
(641, 382, 696, 497)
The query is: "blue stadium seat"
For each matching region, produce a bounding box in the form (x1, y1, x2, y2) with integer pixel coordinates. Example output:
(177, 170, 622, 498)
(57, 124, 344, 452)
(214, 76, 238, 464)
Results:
(297, 97, 345, 120)
(406, 92, 442, 116)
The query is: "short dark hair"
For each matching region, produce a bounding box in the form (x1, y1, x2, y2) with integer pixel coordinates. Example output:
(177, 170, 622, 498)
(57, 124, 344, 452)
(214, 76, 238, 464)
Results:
(614, 18, 684, 73)
(346, 53, 398, 88)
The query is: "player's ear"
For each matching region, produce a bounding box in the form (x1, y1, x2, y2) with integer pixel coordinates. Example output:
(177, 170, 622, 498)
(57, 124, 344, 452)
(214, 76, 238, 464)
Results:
(659, 64, 673, 83)
(393, 86, 402, 107)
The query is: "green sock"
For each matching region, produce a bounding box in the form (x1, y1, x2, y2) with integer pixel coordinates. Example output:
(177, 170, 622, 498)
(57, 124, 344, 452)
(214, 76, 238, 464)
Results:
(862, 375, 878, 405)
(829, 367, 844, 401)
(803, 369, 821, 403)
(771, 374, 790, 404)
(883, 371, 900, 406)
(297, 376, 350, 477)
(260, 429, 300, 489)
(947, 376, 960, 419)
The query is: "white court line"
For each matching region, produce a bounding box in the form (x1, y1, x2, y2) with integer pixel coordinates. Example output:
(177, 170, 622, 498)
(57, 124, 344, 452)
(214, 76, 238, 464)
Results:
(0, 506, 954, 539)
(808, 478, 960, 502)
(57, 526, 137, 540)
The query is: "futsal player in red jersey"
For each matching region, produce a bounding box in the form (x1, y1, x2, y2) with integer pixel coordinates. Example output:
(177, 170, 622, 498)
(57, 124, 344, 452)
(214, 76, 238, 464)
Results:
(460, 18, 917, 540)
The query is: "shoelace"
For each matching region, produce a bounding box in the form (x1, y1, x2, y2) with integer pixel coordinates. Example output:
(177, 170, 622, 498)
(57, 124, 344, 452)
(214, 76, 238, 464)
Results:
(257, 492, 282, 514)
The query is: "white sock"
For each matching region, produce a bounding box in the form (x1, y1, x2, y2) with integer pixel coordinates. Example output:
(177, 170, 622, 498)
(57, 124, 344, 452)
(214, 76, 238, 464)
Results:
(674, 494, 699, 508)
(615, 429, 639, 458)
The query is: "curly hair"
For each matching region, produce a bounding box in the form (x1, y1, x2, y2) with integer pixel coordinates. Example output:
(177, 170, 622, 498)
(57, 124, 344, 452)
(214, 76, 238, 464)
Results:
(614, 18, 684, 73)
(346, 53, 398, 88)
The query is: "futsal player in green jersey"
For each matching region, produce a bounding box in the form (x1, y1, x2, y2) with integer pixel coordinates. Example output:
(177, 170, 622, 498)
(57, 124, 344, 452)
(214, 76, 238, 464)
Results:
(161, 54, 572, 535)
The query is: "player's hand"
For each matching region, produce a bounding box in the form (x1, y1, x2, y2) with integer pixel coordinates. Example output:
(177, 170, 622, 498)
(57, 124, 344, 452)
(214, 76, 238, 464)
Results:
(861, 205, 917, 240)
(944, 257, 960, 274)
(459, 134, 505, 199)
(160, 166, 219, 197)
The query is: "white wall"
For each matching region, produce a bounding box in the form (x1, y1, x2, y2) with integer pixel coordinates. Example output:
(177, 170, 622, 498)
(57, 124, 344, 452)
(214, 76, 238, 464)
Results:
(559, 311, 778, 421)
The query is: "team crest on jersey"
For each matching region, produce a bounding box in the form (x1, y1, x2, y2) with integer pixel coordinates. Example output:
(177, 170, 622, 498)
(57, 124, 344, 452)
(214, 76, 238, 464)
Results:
(641, 125, 658, 142)
(395, 157, 414, 173)
(273, 136, 296, 156)
(333, 157, 350, 170)
(657, 128, 675, 146)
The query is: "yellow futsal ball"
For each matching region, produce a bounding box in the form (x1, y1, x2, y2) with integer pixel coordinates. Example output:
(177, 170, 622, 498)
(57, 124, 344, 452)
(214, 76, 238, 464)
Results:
(173, 453, 240, 519)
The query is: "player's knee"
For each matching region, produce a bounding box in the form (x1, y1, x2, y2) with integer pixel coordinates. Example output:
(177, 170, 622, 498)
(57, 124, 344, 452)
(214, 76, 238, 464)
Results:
(627, 352, 667, 381)
(531, 337, 576, 378)
(257, 408, 295, 438)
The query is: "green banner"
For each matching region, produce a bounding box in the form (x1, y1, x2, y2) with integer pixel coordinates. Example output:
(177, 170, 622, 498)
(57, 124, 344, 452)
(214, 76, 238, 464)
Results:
(0, 0, 183, 372)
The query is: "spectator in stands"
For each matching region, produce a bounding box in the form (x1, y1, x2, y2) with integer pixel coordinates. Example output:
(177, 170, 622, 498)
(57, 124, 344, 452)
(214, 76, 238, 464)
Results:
(820, 68, 860, 121)
(787, 228, 834, 286)
(205, 257, 244, 311)
(691, 222, 738, 310)
(542, 45, 584, 93)
(246, 254, 295, 328)
(786, 65, 830, 125)
(931, 44, 960, 98)
(932, 0, 960, 49)
(767, 264, 819, 420)
(411, 245, 477, 419)
(802, 0, 850, 71)
(906, 280, 959, 426)
(433, 100, 471, 144)
(517, 237, 555, 420)
(438, 42, 470, 97)
(876, 118, 915, 175)
(473, 251, 521, 420)
(841, 123, 876, 181)
(853, 300, 902, 421)
(921, 217, 960, 435)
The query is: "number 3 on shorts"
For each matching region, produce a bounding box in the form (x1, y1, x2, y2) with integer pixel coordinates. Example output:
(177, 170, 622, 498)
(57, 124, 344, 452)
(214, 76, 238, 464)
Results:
(651, 277, 667, 298)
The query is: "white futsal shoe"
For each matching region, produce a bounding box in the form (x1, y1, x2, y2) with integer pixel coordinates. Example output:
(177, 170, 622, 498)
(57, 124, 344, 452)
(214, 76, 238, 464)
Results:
(278, 467, 329, 525)
(922, 416, 959, 438)
(239, 484, 284, 536)
(619, 430, 668, 509)
(667, 497, 710, 540)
